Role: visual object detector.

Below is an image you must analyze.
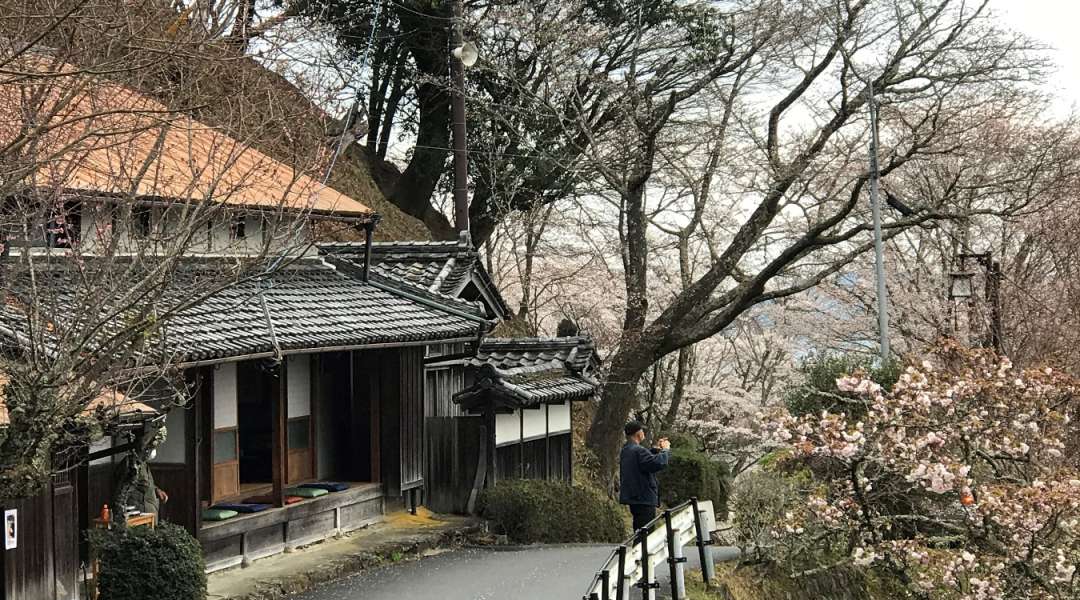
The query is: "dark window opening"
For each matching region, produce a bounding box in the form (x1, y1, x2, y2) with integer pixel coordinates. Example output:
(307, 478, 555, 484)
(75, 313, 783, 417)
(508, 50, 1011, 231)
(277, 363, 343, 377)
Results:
(230, 213, 247, 240)
(288, 417, 310, 450)
(133, 206, 152, 238)
(46, 201, 81, 249)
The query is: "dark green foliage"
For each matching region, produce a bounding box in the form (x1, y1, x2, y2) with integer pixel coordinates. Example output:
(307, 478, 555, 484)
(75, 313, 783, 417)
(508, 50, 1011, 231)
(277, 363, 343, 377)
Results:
(89, 522, 206, 600)
(783, 354, 901, 418)
(478, 480, 628, 544)
(656, 445, 729, 517)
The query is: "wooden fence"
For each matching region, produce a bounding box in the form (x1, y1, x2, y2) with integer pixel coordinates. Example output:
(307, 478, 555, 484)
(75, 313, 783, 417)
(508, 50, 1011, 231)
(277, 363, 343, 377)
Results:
(424, 416, 485, 514)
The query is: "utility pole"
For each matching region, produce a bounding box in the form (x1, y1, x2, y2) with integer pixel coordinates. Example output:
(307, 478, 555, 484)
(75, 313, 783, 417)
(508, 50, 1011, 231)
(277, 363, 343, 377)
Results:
(868, 81, 890, 363)
(450, 0, 470, 236)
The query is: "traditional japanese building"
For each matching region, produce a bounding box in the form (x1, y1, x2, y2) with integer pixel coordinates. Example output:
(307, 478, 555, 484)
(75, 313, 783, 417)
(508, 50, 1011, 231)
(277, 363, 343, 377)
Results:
(0, 53, 494, 593)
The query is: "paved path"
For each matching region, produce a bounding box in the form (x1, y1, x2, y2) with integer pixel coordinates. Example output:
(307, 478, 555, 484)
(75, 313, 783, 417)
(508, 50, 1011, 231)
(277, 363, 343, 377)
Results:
(292, 544, 742, 600)
(293, 545, 616, 600)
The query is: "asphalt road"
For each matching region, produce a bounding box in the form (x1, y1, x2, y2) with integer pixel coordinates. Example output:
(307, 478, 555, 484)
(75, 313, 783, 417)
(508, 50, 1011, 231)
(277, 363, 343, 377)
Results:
(294, 545, 615, 600)
(293, 544, 742, 600)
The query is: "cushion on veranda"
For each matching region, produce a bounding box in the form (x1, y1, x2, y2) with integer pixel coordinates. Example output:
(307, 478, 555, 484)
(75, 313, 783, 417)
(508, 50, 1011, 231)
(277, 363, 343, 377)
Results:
(212, 503, 271, 513)
(243, 494, 304, 505)
(299, 482, 350, 493)
(201, 508, 239, 521)
(285, 486, 329, 499)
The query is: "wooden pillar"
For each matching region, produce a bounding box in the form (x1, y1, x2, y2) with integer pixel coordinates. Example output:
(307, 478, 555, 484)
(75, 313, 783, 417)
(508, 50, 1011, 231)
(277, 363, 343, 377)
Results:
(484, 399, 496, 488)
(518, 408, 525, 479)
(271, 362, 288, 507)
(544, 404, 551, 481)
(310, 354, 320, 480)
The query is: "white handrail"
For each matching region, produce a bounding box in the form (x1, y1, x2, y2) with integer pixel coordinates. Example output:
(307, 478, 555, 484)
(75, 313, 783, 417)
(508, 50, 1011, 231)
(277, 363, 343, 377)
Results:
(582, 499, 716, 600)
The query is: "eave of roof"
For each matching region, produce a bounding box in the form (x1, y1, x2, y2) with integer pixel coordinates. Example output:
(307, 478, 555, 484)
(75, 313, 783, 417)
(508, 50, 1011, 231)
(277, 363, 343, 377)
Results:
(0, 257, 487, 367)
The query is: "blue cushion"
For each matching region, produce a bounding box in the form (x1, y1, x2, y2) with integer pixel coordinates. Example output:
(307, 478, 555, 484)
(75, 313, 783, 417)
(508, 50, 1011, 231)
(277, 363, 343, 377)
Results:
(299, 482, 350, 493)
(213, 503, 271, 513)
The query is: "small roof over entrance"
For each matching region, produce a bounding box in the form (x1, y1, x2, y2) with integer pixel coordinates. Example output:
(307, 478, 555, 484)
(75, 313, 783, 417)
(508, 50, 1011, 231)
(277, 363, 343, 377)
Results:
(452, 337, 600, 410)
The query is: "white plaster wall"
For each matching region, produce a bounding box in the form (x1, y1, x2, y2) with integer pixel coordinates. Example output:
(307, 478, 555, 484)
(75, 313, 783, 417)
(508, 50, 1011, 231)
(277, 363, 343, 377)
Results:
(152, 406, 187, 463)
(548, 402, 571, 434)
(287, 354, 311, 417)
(522, 406, 546, 440)
(214, 362, 238, 429)
(495, 410, 521, 446)
(89, 436, 113, 466)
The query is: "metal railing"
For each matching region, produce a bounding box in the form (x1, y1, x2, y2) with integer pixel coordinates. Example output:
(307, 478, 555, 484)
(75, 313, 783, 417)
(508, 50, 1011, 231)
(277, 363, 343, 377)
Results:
(582, 498, 717, 600)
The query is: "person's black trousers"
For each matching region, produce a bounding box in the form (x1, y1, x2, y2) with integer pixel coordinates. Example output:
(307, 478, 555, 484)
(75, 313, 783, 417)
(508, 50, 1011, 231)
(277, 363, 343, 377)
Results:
(628, 504, 656, 532)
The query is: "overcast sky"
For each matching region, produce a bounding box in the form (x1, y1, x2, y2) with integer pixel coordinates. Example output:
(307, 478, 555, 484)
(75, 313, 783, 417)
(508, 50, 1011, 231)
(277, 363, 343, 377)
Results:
(995, 0, 1080, 112)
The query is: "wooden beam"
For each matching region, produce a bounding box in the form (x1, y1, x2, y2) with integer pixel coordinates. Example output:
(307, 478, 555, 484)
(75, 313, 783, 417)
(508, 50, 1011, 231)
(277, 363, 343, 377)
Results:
(271, 362, 288, 508)
(518, 408, 524, 479)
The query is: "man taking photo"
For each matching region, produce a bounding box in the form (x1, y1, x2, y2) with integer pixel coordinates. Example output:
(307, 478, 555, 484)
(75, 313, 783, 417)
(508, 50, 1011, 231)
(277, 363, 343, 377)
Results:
(619, 421, 671, 531)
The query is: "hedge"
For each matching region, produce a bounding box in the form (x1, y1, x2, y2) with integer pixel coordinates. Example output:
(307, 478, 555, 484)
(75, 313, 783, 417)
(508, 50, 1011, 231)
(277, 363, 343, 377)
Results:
(656, 445, 729, 517)
(478, 480, 628, 544)
(89, 522, 206, 600)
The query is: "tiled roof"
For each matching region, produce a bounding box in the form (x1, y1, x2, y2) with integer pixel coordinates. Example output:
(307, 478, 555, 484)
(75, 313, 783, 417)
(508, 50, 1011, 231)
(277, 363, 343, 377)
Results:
(0, 372, 157, 426)
(1, 55, 371, 218)
(468, 337, 599, 374)
(0, 258, 486, 365)
(454, 336, 599, 409)
(318, 240, 511, 319)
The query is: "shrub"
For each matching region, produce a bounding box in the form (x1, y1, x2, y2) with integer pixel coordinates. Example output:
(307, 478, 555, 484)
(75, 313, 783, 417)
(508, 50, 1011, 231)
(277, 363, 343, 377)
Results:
(656, 445, 729, 517)
(478, 480, 627, 543)
(90, 522, 206, 600)
(725, 469, 798, 561)
(783, 353, 901, 417)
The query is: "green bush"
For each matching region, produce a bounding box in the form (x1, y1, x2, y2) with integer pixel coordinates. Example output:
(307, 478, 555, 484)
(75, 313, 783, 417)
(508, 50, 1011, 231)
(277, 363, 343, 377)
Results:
(478, 480, 628, 543)
(656, 445, 729, 517)
(784, 354, 901, 417)
(90, 522, 206, 600)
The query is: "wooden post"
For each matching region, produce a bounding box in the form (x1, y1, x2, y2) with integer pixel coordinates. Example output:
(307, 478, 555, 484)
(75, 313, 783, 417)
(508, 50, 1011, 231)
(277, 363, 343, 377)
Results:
(544, 404, 551, 480)
(271, 362, 288, 507)
(518, 408, 525, 479)
(485, 400, 496, 487)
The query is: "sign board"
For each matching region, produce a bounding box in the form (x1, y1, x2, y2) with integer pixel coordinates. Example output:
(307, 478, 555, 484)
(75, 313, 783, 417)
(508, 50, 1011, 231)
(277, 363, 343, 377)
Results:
(3, 509, 15, 550)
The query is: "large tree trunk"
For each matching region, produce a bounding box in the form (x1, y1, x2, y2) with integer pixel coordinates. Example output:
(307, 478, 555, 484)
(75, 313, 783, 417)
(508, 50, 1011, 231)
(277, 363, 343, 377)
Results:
(662, 345, 692, 429)
(585, 343, 656, 483)
(384, 5, 456, 240)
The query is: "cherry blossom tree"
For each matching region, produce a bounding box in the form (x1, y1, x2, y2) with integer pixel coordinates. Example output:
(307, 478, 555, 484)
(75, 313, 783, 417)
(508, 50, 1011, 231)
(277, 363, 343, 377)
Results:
(764, 341, 1079, 599)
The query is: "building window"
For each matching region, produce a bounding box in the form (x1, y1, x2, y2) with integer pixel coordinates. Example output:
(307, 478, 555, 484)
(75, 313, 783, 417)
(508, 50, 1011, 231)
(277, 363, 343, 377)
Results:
(213, 429, 238, 463)
(288, 417, 310, 450)
(46, 202, 81, 248)
(133, 206, 152, 239)
(230, 213, 246, 240)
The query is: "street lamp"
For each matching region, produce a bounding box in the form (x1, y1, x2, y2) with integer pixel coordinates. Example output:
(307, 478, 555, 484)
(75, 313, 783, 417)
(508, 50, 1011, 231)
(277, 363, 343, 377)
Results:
(948, 271, 976, 300)
(948, 252, 1003, 354)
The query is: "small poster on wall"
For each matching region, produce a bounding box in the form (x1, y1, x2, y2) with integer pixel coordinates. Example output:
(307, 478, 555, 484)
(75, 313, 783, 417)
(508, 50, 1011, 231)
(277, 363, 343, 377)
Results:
(4, 509, 16, 550)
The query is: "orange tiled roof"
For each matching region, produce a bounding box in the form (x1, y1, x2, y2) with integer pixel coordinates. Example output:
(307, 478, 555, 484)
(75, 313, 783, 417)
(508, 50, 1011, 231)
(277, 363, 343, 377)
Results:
(1, 56, 372, 217)
(0, 372, 156, 426)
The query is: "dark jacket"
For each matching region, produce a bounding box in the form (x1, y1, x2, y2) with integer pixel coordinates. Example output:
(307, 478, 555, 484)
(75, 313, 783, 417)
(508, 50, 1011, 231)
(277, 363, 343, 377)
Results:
(619, 441, 670, 506)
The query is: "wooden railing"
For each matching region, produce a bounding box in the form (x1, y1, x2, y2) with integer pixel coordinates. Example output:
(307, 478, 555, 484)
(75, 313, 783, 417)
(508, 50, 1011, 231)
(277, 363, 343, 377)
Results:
(582, 498, 717, 600)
